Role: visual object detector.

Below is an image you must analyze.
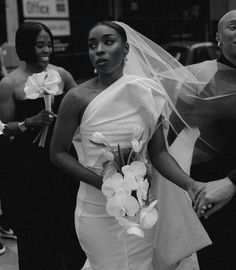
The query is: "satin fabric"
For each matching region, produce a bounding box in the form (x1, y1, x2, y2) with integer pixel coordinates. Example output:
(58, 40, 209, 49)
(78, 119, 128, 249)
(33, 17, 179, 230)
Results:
(72, 74, 211, 270)
(73, 74, 166, 270)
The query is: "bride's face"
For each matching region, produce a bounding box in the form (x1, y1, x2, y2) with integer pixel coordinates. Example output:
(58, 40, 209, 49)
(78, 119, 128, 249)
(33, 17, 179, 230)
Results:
(88, 25, 127, 75)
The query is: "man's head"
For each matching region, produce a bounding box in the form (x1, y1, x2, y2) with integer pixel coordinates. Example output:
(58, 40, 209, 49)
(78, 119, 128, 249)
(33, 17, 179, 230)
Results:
(216, 10, 236, 62)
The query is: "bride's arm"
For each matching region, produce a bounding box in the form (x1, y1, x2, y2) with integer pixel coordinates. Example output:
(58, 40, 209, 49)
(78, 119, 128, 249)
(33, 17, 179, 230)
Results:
(148, 117, 202, 196)
(50, 87, 103, 190)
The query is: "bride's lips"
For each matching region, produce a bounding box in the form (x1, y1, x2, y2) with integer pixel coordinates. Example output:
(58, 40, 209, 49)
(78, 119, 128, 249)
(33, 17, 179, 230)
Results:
(96, 58, 109, 66)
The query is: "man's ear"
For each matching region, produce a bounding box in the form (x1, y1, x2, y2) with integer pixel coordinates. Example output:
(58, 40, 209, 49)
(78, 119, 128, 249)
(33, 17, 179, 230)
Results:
(216, 32, 222, 47)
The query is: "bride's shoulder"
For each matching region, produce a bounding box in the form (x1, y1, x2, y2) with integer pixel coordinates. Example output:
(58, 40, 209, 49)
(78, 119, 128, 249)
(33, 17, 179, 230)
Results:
(65, 77, 96, 103)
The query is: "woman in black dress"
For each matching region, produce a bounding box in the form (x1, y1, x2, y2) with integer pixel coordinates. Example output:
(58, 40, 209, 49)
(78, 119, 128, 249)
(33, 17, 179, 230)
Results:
(0, 21, 86, 270)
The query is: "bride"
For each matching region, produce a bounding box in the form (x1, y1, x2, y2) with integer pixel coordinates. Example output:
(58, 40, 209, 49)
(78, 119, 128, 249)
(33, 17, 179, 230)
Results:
(50, 21, 211, 270)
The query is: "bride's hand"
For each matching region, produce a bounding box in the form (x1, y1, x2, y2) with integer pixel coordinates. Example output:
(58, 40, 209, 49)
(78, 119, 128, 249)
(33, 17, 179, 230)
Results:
(187, 180, 206, 203)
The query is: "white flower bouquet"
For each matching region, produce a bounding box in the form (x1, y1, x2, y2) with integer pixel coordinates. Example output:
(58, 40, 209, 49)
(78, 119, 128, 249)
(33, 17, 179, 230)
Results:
(90, 125, 158, 238)
(24, 69, 61, 147)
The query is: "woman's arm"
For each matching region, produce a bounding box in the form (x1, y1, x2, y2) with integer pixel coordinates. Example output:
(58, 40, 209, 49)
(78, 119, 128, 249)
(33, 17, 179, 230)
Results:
(50, 88, 103, 189)
(58, 66, 77, 92)
(148, 117, 201, 195)
(0, 76, 56, 136)
(0, 77, 15, 123)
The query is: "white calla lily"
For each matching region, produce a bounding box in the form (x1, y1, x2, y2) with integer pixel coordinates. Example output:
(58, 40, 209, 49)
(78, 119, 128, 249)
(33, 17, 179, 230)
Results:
(24, 70, 61, 99)
(100, 149, 114, 163)
(131, 138, 143, 153)
(90, 132, 107, 144)
(132, 125, 144, 140)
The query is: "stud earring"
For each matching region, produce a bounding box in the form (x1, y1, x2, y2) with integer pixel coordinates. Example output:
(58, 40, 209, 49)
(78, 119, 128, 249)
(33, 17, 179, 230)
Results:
(217, 41, 222, 47)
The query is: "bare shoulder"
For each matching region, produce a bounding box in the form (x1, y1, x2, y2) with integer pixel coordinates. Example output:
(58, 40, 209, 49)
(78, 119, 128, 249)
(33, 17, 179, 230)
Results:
(48, 64, 71, 78)
(63, 78, 97, 108)
(0, 69, 19, 97)
(0, 67, 28, 97)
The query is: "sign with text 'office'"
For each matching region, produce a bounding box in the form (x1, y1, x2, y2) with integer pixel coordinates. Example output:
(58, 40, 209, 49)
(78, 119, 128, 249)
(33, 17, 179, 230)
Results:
(22, 0, 69, 18)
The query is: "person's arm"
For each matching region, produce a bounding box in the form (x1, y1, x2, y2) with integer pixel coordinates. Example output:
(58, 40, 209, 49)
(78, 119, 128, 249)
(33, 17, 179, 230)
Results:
(0, 77, 15, 123)
(57, 67, 77, 92)
(0, 76, 55, 136)
(50, 88, 103, 189)
(148, 117, 203, 197)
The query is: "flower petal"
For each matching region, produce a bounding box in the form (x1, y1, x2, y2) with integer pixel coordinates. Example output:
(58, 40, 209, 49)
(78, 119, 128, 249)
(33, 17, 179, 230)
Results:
(106, 196, 121, 217)
(130, 161, 147, 176)
(132, 125, 144, 140)
(91, 132, 106, 144)
(131, 138, 142, 153)
(122, 194, 140, 216)
(140, 207, 158, 229)
(102, 173, 123, 197)
(126, 226, 144, 238)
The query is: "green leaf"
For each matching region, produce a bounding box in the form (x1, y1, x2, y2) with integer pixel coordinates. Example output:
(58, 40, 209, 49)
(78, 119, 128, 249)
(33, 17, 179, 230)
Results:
(117, 144, 125, 168)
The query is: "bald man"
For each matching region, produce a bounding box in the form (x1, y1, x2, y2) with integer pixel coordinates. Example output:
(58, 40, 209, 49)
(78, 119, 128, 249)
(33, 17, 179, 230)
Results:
(190, 10, 236, 270)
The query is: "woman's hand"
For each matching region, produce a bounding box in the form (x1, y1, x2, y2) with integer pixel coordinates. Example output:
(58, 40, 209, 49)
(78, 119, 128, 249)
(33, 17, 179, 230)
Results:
(26, 110, 56, 127)
(187, 180, 206, 204)
(192, 178, 236, 219)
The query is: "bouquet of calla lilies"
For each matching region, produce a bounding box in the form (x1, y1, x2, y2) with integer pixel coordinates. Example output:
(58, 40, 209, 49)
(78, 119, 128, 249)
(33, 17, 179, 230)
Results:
(24, 69, 61, 147)
(90, 125, 158, 238)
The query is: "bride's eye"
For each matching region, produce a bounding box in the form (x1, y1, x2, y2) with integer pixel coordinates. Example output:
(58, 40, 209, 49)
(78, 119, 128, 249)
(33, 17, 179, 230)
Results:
(105, 39, 115, 46)
(88, 42, 96, 49)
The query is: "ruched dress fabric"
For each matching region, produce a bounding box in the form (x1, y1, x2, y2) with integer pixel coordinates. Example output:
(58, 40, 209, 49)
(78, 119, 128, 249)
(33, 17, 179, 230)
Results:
(73, 75, 167, 270)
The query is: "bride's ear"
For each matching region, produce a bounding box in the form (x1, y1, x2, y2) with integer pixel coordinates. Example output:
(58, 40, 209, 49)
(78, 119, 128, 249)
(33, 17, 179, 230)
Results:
(124, 42, 130, 55)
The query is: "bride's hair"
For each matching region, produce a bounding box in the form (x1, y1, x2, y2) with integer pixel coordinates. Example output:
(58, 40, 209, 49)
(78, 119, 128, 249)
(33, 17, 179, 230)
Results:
(88, 21, 127, 43)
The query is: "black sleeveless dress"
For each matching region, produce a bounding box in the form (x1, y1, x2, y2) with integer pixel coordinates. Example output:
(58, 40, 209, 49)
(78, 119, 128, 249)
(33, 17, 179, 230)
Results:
(9, 94, 86, 270)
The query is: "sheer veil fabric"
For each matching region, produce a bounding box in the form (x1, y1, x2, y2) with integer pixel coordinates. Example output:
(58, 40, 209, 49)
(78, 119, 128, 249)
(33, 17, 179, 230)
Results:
(116, 21, 236, 163)
(115, 21, 215, 270)
(80, 21, 236, 270)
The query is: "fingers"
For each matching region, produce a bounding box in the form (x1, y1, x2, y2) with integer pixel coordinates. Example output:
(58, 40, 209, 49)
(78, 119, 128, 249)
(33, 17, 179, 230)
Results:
(199, 203, 212, 216)
(46, 111, 57, 118)
(202, 203, 222, 219)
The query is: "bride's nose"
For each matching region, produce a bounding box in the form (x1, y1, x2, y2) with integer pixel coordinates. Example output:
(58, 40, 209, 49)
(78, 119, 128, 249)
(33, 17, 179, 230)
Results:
(96, 43, 105, 55)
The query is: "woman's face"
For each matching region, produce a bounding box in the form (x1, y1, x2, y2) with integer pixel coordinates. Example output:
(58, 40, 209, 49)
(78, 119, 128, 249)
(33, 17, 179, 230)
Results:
(88, 25, 127, 75)
(34, 29, 53, 68)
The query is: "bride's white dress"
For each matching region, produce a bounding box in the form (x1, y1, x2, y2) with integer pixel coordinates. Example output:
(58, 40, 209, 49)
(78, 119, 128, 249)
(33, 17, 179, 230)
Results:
(72, 75, 211, 270)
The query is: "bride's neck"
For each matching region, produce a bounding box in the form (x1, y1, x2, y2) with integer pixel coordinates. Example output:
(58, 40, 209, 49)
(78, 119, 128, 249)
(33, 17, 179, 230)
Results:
(97, 71, 123, 90)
